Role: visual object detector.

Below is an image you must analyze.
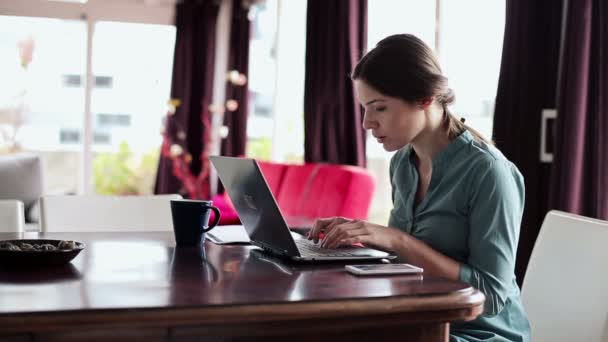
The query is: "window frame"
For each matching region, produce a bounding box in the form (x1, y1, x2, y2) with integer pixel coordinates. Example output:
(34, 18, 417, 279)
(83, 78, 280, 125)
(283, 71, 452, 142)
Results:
(0, 0, 175, 193)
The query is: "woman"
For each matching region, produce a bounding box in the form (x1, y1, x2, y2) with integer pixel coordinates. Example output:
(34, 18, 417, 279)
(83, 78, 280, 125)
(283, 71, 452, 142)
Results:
(308, 34, 530, 342)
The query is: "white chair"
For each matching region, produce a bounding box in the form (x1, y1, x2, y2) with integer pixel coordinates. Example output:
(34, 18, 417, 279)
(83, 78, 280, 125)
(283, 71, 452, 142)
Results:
(0, 200, 25, 232)
(522, 210, 608, 342)
(39, 194, 182, 232)
(0, 153, 44, 231)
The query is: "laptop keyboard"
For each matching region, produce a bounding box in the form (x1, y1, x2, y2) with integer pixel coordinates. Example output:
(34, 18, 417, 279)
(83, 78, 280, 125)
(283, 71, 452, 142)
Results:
(295, 239, 361, 257)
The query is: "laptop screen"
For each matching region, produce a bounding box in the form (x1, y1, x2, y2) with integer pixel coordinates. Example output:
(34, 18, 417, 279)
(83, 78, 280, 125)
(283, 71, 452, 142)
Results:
(210, 156, 300, 257)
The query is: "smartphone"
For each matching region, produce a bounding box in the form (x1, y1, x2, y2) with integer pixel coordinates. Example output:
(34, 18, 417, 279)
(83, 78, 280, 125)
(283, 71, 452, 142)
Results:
(345, 263, 423, 276)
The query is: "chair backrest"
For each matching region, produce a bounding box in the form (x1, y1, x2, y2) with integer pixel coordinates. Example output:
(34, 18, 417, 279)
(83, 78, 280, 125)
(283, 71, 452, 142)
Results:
(0, 153, 44, 222)
(274, 163, 375, 220)
(40, 194, 182, 232)
(0, 200, 25, 232)
(522, 210, 608, 342)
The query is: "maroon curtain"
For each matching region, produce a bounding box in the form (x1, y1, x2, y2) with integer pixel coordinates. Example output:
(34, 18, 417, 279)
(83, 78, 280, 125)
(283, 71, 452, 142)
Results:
(155, 0, 219, 199)
(550, 0, 608, 220)
(304, 0, 367, 167)
(221, 0, 250, 158)
(492, 0, 563, 285)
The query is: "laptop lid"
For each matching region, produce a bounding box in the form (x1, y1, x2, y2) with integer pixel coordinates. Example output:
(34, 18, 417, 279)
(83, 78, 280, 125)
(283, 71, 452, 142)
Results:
(210, 156, 394, 261)
(210, 156, 300, 258)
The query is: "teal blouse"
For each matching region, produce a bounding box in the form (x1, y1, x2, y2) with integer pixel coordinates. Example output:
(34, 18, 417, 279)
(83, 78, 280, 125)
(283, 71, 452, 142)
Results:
(388, 130, 530, 342)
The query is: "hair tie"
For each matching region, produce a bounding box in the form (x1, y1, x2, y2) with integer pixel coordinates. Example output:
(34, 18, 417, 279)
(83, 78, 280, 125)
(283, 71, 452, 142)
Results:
(460, 117, 466, 124)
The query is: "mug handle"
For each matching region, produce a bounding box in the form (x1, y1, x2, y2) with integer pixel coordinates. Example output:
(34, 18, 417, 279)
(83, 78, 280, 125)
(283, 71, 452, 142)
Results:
(202, 205, 221, 232)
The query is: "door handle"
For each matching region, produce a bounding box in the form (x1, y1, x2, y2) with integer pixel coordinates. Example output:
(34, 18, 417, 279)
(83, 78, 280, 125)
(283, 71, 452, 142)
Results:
(540, 109, 557, 163)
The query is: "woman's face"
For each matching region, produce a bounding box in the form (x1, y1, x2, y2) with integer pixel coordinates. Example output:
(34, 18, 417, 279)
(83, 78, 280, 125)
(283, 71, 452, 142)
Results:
(354, 79, 426, 152)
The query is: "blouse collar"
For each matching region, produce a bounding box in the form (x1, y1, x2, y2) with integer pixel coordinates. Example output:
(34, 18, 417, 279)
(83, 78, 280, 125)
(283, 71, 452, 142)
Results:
(406, 130, 473, 169)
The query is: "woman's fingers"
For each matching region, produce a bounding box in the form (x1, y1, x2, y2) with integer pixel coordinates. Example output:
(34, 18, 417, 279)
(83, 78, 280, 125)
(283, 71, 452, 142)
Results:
(320, 223, 400, 251)
(324, 227, 371, 249)
(319, 221, 349, 246)
(323, 224, 363, 246)
(308, 218, 331, 242)
(308, 217, 347, 243)
(321, 221, 367, 248)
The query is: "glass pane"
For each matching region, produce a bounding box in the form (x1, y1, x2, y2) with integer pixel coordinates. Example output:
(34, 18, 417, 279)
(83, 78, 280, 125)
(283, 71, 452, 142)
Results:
(246, 0, 306, 163)
(91, 21, 175, 195)
(439, 0, 506, 140)
(368, 0, 436, 49)
(272, 0, 306, 163)
(0, 15, 86, 194)
(366, 1, 437, 225)
(246, 0, 278, 161)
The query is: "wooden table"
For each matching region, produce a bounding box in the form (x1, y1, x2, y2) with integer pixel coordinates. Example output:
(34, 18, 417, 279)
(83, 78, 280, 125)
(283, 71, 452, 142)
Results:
(0, 232, 484, 342)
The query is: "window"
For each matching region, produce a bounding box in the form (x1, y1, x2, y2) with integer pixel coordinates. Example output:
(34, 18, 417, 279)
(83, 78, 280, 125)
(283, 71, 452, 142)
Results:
(91, 21, 175, 147)
(97, 113, 130, 127)
(91, 21, 175, 195)
(93, 76, 112, 88)
(367, 0, 436, 49)
(366, 0, 506, 224)
(63, 74, 82, 87)
(246, 0, 278, 160)
(366, 0, 438, 224)
(0, 15, 87, 193)
(0, 0, 176, 195)
(246, 0, 307, 162)
(60, 129, 81, 144)
(438, 0, 505, 139)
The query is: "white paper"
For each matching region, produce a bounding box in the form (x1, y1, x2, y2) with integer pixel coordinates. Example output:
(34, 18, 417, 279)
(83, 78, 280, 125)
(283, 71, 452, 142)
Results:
(206, 225, 251, 244)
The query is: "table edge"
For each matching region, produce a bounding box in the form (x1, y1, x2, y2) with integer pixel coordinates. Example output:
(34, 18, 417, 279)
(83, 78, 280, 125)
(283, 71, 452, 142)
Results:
(0, 288, 485, 333)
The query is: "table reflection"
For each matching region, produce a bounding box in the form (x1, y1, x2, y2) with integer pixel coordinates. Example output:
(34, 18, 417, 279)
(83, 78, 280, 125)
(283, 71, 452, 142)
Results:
(0, 232, 469, 314)
(0, 263, 84, 313)
(0, 263, 82, 284)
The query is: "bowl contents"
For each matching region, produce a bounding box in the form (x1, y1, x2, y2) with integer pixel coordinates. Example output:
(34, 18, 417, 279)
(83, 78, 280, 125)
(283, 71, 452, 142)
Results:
(0, 240, 78, 252)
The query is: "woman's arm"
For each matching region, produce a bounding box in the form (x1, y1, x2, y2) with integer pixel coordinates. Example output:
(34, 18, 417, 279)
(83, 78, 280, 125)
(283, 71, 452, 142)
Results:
(391, 231, 461, 280)
(310, 218, 461, 280)
(458, 160, 525, 315)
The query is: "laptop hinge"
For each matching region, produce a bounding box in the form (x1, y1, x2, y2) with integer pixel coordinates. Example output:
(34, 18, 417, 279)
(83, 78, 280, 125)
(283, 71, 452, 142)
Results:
(252, 240, 296, 257)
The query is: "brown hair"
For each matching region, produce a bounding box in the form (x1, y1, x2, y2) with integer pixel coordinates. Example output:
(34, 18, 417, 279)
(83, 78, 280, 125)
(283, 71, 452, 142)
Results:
(351, 34, 490, 143)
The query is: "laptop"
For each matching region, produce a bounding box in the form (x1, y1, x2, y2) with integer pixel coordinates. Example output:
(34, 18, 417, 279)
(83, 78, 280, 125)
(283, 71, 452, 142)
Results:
(210, 156, 396, 262)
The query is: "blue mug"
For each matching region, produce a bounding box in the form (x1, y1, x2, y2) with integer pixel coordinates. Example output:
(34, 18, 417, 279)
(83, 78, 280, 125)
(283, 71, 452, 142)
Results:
(170, 199, 221, 246)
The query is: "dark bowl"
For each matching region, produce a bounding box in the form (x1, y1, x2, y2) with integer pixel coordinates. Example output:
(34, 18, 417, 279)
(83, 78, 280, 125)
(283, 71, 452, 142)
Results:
(0, 239, 85, 268)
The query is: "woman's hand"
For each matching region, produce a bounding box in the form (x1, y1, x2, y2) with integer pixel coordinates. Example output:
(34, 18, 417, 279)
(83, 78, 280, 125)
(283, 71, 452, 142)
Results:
(308, 217, 461, 280)
(308, 217, 404, 251)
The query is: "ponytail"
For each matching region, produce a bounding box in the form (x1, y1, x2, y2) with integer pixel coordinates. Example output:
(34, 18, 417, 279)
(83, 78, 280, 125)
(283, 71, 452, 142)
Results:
(436, 88, 491, 144)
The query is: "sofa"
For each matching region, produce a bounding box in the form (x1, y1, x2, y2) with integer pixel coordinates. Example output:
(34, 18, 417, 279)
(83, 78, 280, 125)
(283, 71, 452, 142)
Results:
(211, 160, 376, 226)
